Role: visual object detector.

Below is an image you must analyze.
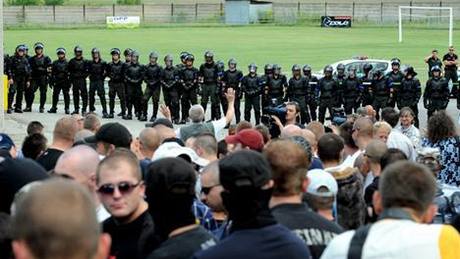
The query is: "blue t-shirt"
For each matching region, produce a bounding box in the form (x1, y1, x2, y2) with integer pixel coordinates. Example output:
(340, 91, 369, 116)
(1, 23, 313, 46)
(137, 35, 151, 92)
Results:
(308, 157, 324, 170)
(193, 224, 311, 259)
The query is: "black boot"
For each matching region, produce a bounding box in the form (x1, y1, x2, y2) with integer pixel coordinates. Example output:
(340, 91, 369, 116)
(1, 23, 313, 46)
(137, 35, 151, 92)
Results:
(48, 107, 57, 113)
(139, 114, 147, 122)
(149, 116, 156, 122)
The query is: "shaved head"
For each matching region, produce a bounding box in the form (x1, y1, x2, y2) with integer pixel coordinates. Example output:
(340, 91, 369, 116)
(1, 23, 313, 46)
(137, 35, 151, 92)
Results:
(139, 128, 160, 154)
(153, 125, 176, 143)
(280, 125, 302, 138)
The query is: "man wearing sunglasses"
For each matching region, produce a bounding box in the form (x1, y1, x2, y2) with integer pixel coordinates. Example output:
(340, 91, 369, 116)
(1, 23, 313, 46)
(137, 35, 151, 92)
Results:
(97, 149, 159, 259)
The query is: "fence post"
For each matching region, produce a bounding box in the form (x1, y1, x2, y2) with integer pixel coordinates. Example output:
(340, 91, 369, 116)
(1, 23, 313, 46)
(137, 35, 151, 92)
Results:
(195, 3, 198, 20)
(142, 4, 145, 21)
(53, 5, 56, 23)
(352, 2, 355, 20)
(409, 1, 412, 22)
(22, 5, 25, 24)
(220, 2, 224, 17)
(380, 1, 383, 23)
(324, 1, 327, 16)
(83, 4, 86, 22)
(112, 4, 115, 16)
(297, 1, 300, 16)
(171, 3, 174, 17)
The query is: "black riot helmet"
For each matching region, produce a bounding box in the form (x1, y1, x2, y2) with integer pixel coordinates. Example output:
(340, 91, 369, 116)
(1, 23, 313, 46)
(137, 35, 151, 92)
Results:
(34, 42, 44, 50)
(404, 66, 417, 77)
(130, 50, 140, 63)
(74, 45, 83, 54)
(228, 58, 237, 70)
(363, 63, 373, 73)
(185, 54, 195, 67)
(180, 51, 189, 62)
(373, 69, 384, 79)
(391, 58, 401, 67)
(204, 50, 214, 63)
(272, 64, 281, 75)
(348, 67, 356, 78)
(124, 48, 133, 57)
(248, 63, 257, 73)
(324, 65, 333, 75)
(337, 63, 345, 75)
(56, 47, 66, 56)
(216, 60, 225, 72)
(149, 51, 159, 63)
(292, 64, 301, 72)
(91, 48, 100, 59)
(302, 65, 312, 75)
(264, 64, 273, 75)
(110, 48, 121, 56)
(431, 65, 441, 77)
(164, 54, 173, 67)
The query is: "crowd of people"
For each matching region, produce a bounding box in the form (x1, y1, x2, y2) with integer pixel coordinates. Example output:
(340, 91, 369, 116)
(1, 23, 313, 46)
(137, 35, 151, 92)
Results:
(1, 82, 460, 258)
(3, 43, 459, 127)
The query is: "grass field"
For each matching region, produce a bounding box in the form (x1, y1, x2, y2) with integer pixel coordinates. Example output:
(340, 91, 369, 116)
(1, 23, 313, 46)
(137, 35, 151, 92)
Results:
(4, 24, 460, 83)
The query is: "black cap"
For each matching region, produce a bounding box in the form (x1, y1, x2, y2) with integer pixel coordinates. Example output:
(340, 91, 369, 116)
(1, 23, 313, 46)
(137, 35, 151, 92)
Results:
(145, 157, 196, 196)
(85, 122, 132, 148)
(146, 118, 174, 129)
(219, 150, 271, 192)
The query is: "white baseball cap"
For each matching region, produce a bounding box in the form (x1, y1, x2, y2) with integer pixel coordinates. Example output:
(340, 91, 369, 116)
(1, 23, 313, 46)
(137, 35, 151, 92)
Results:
(152, 142, 209, 168)
(307, 169, 338, 197)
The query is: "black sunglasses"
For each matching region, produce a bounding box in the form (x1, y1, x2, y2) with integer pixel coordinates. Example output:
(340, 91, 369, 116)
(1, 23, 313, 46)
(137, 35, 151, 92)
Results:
(201, 185, 220, 195)
(97, 181, 142, 196)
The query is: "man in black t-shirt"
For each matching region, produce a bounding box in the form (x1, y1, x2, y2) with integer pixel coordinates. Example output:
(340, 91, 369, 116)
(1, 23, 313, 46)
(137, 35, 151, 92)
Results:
(145, 157, 217, 259)
(37, 116, 79, 171)
(194, 150, 310, 259)
(265, 140, 343, 259)
(97, 149, 160, 259)
(442, 46, 458, 98)
(424, 49, 443, 78)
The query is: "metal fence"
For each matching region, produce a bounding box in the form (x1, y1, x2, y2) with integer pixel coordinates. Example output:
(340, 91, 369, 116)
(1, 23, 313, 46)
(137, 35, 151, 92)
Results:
(3, 1, 460, 26)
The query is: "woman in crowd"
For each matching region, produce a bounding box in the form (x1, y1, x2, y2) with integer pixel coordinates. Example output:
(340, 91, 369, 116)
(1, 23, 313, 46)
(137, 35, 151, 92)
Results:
(421, 111, 460, 186)
(396, 107, 420, 148)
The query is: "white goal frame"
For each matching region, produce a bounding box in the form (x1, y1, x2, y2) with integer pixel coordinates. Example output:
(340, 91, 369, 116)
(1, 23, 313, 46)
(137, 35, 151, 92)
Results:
(398, 6, 453, 47)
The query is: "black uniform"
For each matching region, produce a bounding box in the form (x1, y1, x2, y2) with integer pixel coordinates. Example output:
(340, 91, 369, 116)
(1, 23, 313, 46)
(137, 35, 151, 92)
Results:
(385, 71, 403, 108)
(398, 77, 422, 127)
(305, 74, 319, 121)
(161, 66, 180, 122)
(360, 73, 374, 106)
(334, 73, 346, 109)
(88, 58, 108, 114)
(124, 62, 144, 118)
(287, 76, 310, 124)
(179, 66, 199, 122)
(318, 76, 339, 123)
(106, 60, 126, 116)
(260, 73, 272, 109)
(426, 57, 443, 77)
(142, 63, 163, 120)
(199, 62, 220, 120)
(424, 76, 450, 118)
(68, 57, 88, 113)
(342, 75, 361, 115)
(222, 69, 243, 123)
(241, 73, 261, 124)
(27, 54, 51, 111)
(371, 75, 391, 121)
(8, 54, 31, 112)
(49, 58, 70, 111)
(267, 74, 288, 105)
(442, 52, 458, 95)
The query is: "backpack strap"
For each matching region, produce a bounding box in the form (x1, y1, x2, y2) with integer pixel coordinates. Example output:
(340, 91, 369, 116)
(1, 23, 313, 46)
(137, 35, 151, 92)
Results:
(347, 224, 372, 259)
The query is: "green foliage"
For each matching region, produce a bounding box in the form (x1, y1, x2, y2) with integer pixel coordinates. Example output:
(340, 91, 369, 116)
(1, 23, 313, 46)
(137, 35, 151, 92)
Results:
(44, 0, 65, 5)
(8, 0, 43, 6)
(116, 0, 141, 5)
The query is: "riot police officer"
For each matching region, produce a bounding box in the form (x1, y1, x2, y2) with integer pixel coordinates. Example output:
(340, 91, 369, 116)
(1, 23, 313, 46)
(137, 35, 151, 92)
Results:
(260, 64, 273, 109)
(318, 65, 339, 123)
(398, 66, 421, 127)
(342, 67, 361, 115)
(385, 58, 404, 108)
(199, 51, 220, 120)
(162, 54, 180, 124)
(87, 48, 108, 117)
(179, 54, 199, 124)
(360, 63, 374, 106)
(27, 42, 51, 113)
(68, 46, 88, 115)
(141, 51, 163, 122)
(123, 51, 144, 120)
(424, 66, 450, 118)
(242, 63, 261, 124)
(287, 64, 310, 124)
(222, 58, 243, 123)
(371, 69, 391, 121)
(106, 48, 126, 118)
(7, 45, 31, 113)
(48, 48, 70, 114)
(303, 65, 319, 121)
(267, 64, 287, 105)
(176, 51, 189, 71)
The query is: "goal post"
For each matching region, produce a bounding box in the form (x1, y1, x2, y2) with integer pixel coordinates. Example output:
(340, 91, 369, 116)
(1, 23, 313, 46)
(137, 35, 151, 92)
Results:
(398, 6, 453, 47)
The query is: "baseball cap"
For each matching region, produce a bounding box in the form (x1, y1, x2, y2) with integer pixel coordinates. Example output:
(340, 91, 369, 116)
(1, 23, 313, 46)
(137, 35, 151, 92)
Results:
(225, 129, 264, 151)
(145, 157, 196, 196)
(85, 122, 132, 148)
(307, 169, 338, 197)
(146, 118, 174, 129)
(219, 150, 271, 192)
(0, 134, 15, 150)
(152, 142, 208, 167)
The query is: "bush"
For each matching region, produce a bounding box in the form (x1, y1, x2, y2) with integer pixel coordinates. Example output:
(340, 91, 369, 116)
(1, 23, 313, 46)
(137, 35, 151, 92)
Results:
(44, 0, 64, 5)
(117, 0, 141, 5)
(8, 0, 42, 5)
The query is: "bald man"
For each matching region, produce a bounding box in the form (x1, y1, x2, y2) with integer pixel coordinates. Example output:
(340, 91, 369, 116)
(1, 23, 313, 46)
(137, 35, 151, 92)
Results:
(37, 116, 79, 171)
(136, 128, 161, 177)
(153, 125, 176, 143)
(280, 124, 302, 138)
(351, 117, 374, 151)
(54, 145, 110, 222)
(11, 179, 111, 259)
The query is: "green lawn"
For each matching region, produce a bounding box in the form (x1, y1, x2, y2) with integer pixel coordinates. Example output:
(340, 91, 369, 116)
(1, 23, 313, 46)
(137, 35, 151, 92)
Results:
(4, 24, 459, 84)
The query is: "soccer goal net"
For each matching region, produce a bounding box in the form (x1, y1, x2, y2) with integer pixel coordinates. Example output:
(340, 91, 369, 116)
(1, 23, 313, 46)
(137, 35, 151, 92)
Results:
(398, 6, 453, 46)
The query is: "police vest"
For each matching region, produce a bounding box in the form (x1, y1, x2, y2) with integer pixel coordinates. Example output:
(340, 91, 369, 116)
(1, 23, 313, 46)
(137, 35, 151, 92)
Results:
(428, 77, 449, 99)
(11, 56, 30, 77)
(343, 78, 360, 99)
(125, 64, 143, 84)
(372, 79, 388, 97)
(288, 77, 307, 96)
(319, 77, 336, 99)
(268, 75, 286, 95)
(52, 60, 69, 81)
(107, 61, 124, 82)
(163, 66, 177, 84)
(243, 75, 260, 96)
(224, 70, 242, 89)
(145, 64, 162, 87)
(30, 55, 51, 77)
(88, 60, 106, 81)
(201, 63, 217, 84)
(179, 122, 215, 142)
(69, 58, 87, 79)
